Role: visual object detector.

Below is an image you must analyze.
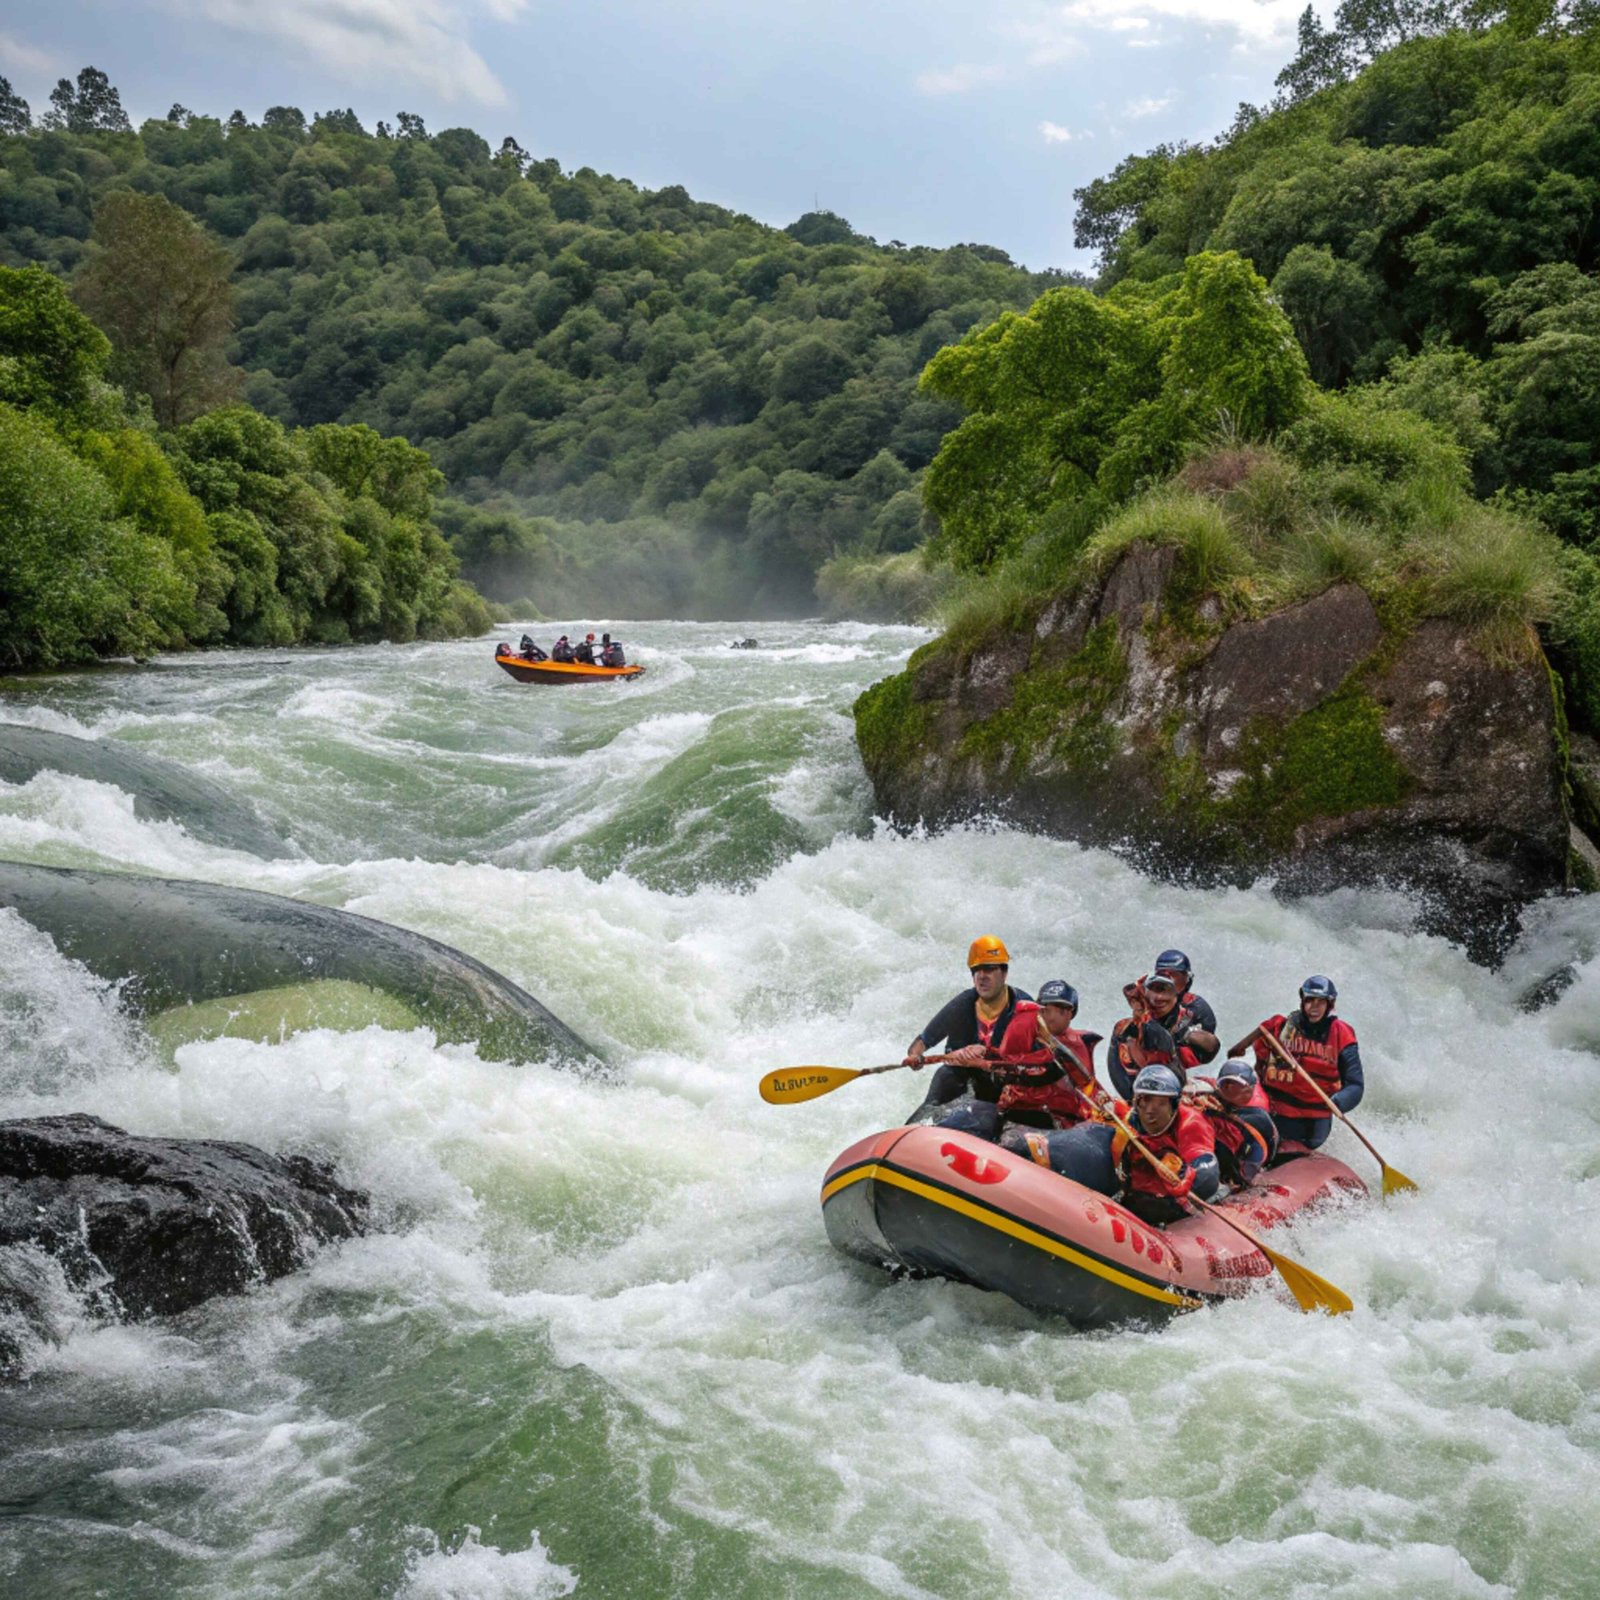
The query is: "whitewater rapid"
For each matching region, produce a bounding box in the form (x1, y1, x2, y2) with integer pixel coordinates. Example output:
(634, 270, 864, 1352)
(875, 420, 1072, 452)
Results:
(2, 621, 1599, 1599)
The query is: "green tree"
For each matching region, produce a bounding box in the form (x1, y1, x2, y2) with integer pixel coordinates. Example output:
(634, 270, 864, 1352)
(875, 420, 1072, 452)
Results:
(42, 67, 131, 134)
(921, 254, 1309, 568)
(0, 404, 195, 667)
(0, 76, 29, 135)
(0, 264, 111, 417)
(75, 191, 239, 427)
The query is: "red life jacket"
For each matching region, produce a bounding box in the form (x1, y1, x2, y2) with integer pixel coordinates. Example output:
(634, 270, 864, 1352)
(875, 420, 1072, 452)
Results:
(1252, 1013, 1357, 1119)
(1114, 1103, 1215, 1197)
(997, 1022, 1105, 1129)
(1190, 1079, 1271, 1163)
(1108, 1015, 1180, 1083)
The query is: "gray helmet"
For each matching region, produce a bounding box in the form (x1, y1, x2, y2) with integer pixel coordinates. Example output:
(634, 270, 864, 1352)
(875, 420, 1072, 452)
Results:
(1132, 1064, 1183, 1098)
(1216, 1058, 1257, 1090)
(1036, 979, 1079, 1011)
(1300, 974, 1338, 1003)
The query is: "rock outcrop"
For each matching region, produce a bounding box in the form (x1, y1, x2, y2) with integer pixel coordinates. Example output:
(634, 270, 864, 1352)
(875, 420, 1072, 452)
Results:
(856, 545, 1590, 961)
(0, 1114, 366, 1374)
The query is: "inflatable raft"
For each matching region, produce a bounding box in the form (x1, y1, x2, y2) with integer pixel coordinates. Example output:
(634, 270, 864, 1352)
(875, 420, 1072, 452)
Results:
(494, 651, 644, 684)
(823, 1126, 1365, 1327)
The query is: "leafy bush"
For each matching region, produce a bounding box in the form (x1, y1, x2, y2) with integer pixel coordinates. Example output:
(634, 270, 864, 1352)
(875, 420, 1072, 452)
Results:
(0, 404, 193, 667)
(921, 253, 1308, 572)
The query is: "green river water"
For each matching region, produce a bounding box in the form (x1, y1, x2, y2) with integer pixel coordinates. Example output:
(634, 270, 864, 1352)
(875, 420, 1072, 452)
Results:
(1, 621, 1598, 1599)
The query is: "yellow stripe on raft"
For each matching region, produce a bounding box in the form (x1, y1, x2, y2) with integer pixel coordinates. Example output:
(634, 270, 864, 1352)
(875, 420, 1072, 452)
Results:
(821, 1162, 1204, 1311)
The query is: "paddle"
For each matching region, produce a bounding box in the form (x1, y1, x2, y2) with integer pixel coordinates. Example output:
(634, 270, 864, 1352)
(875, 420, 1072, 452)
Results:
(1099, 1098, 1353, 1316)
(1252, 1026, 1419, 1197)
(759, 1054, 960, 1105)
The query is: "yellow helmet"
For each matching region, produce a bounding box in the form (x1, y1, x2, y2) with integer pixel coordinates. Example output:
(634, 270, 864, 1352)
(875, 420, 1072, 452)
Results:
(967, 935, 1010, 969)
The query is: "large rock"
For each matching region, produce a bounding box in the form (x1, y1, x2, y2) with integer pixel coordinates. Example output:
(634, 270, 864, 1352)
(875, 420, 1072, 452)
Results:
(857, 545, 1586, 962)
(0, 1114, 367, 1374)
(0, 862, 600, 1068)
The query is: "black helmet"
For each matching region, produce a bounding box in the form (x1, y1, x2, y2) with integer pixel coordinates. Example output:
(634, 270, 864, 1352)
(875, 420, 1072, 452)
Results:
(602, 632, 611, 643)
(1216, 1058, 1258, 1090)
(1154, 949, 1192, 977)
(1036, 979, 1079, 1011)
(1300, 975, 1338, 1003)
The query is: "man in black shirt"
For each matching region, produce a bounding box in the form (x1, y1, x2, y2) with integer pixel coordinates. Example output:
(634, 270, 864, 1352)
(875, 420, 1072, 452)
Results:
(902, 936, 1033, 1120)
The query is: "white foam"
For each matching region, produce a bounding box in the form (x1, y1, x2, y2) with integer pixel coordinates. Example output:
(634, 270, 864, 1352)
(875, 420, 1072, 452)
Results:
(4, 624, 1600, 1597)
(399, 1528, 577, 1599)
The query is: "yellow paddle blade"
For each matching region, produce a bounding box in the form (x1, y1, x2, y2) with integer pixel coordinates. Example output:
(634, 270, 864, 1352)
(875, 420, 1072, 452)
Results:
(1381, 1163, 1420, 1197)
(759, 1066, 861, 1104)
(1258, 1242, 1354, 1317)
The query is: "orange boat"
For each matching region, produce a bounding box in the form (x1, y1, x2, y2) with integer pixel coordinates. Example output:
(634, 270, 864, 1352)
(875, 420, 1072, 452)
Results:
(494, 650, 644, 684)
(822, 1125, 1365, 1327)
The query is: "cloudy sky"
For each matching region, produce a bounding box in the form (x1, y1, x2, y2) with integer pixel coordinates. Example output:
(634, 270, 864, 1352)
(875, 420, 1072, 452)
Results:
(0, 1, 1320, 269)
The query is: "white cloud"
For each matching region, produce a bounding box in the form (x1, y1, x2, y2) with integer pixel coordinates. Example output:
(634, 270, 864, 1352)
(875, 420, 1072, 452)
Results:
(161, 0, 527, 105)
(1056, 0, 1306, 48)
(916, 62, 1008, 95)
(1124, 93, 1173, 116)
(0, 32, 56, 75)
(1039, 120, 1090, 142)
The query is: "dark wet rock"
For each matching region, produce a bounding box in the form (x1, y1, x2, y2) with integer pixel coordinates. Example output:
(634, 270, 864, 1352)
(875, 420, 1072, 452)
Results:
(0, 862, 601, 1068)
(729, 638, 761, 650)
(857, 545, 1587, 964)
(0, 724, 293, 858)
(0, 1114, 366, 1374)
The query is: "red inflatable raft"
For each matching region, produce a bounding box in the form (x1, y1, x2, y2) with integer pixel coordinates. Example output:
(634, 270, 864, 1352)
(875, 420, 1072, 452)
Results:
(494, 652, 644, 684)
(822, 1126, 1366, 1327)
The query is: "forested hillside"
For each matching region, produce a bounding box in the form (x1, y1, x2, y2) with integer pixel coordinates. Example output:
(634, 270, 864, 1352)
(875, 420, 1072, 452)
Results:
(0, 79, 1064, 615)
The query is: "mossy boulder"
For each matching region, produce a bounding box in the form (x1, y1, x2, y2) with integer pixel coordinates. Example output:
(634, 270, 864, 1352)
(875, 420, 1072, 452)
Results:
(855, 543, 1577, 961)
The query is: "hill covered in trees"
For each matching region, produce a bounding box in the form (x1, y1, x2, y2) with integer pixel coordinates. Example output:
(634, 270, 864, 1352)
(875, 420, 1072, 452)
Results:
(0, 75, 1066, 616)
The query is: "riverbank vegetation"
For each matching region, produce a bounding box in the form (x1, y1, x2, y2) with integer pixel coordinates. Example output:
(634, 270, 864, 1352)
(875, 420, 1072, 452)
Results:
(0, 262, 489, 671)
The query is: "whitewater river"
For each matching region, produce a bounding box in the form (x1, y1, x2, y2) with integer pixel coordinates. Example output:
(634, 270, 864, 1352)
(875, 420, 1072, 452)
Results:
(2, 621, 1599, 1599)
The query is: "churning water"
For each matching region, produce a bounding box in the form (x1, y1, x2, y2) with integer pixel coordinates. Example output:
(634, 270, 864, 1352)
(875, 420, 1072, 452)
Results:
(2, 621, 1599, 1599)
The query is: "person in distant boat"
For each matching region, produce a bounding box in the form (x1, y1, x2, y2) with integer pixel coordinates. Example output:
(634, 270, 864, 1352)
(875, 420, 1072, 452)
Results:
(1229, 975, 1363, 1153)
(902, 937, 1032, 1119)
(1110, 1064, 1219, 1226)
(935, 979, 1106, 1142)
(1106, 973, 1185, 1099)
(599, 632, 626, 667)
(1185, 1058, 1277, 1186)
(518, 634, 547, 662)
(551, 635, 575, 662)
(1150, 948, 1220, 1061)
(573, 632, 597, 664)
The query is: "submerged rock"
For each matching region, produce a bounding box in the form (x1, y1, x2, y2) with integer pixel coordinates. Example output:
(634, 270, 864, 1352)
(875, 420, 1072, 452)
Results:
(856, 545, 1591, 963)
(0, 723, 294, 858)
(0, 862, 600, 1067)
(0, 1114, 366, 1374)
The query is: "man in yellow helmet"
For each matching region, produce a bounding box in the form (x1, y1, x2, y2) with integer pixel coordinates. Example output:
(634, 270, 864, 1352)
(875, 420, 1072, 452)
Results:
(902, 937, 1033, 1122)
